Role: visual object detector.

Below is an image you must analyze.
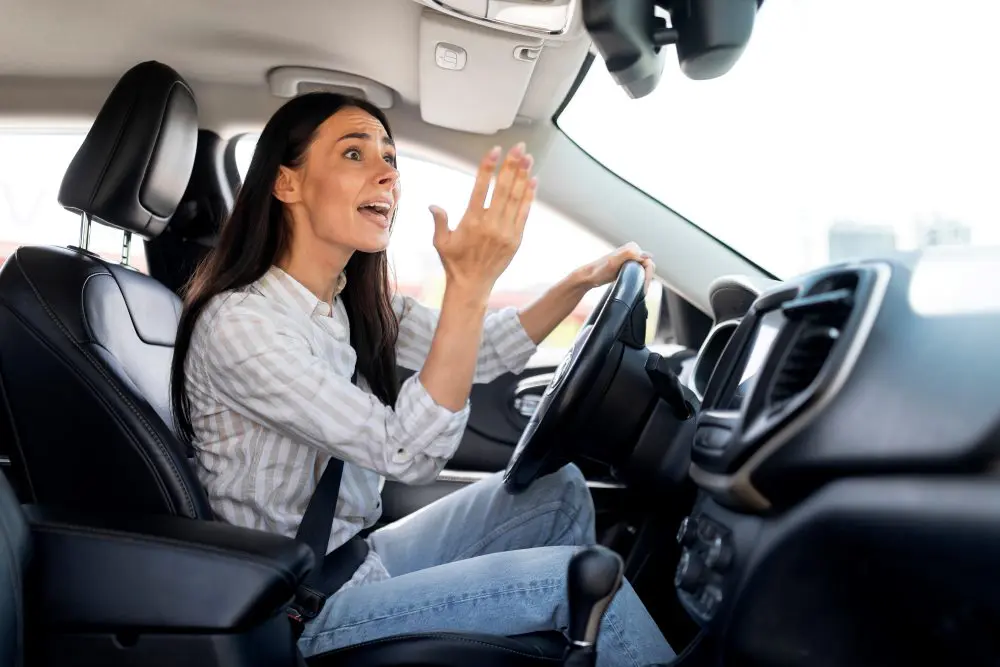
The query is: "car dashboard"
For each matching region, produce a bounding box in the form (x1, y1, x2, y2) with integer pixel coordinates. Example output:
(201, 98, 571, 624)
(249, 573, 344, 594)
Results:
(671, 250, 1000, 666)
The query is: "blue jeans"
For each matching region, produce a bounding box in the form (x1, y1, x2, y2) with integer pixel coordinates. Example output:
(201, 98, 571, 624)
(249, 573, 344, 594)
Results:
(297, 464, 676, 667)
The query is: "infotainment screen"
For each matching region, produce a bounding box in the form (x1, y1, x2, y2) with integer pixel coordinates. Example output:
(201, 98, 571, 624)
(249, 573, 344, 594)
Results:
(725, 310, 783, 410)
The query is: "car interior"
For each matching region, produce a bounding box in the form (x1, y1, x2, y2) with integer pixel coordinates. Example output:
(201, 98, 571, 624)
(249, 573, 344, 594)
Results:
(0, 0, 998, 665)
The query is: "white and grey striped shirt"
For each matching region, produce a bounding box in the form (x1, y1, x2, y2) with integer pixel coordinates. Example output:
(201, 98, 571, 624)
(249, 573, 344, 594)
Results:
(184, 266, 537, 590)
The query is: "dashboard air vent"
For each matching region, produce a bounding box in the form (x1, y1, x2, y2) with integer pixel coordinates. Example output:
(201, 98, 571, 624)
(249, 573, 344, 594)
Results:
(769, 272, 860, 406)
(769, 324, 840, 403)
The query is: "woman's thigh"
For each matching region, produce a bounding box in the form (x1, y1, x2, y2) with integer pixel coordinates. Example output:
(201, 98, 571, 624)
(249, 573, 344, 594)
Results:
(369, 464, 596, 577)
(298, 545, 674, 667)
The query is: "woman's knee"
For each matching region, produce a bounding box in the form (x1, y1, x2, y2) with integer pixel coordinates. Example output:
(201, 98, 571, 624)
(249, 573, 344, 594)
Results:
(549, 463, 595, 516)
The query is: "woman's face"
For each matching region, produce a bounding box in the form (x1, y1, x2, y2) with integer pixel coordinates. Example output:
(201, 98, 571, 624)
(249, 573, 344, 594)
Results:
(275, 106, 400, 254)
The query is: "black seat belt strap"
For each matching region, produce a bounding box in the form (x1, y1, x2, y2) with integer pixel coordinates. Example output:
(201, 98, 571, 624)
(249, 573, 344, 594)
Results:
(288, 367, 370, 634)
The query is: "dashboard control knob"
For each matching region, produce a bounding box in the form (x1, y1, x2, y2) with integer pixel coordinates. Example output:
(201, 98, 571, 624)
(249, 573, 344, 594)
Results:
(674, 550, 706, 592)
(705, 535, 733, 571)
(676, 516, 698, 546)
(699, 585, 724, 616)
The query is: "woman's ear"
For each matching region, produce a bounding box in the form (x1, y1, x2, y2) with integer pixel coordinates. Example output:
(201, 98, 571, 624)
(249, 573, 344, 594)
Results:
(273, 165, 302, 204)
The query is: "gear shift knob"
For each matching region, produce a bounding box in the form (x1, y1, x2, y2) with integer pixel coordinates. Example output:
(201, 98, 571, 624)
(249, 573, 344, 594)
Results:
(567, 545, 625, 647)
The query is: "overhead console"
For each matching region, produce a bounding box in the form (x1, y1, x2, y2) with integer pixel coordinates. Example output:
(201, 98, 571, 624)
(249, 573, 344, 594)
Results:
(426, 0, 577, 35)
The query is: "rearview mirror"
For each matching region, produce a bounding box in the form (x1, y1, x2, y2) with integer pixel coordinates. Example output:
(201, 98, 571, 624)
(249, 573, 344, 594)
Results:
(582, 0, 759, 98)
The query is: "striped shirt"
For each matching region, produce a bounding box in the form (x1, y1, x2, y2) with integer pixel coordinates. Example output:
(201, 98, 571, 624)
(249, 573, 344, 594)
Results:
(184, 266, 537, 590)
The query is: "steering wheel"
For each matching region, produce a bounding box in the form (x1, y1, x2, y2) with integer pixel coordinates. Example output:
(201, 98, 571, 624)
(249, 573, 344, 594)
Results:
(503, 260, 648, 493)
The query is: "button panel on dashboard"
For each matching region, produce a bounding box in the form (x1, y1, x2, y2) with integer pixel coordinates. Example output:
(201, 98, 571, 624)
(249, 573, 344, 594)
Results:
(674, 513, 734, 622)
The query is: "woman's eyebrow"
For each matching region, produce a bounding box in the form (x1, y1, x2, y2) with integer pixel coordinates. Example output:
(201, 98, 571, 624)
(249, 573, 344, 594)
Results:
(336, 132, 395, 147)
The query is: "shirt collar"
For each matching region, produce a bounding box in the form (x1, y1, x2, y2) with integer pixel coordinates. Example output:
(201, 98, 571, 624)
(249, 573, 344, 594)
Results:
(256, 266, 347, 318)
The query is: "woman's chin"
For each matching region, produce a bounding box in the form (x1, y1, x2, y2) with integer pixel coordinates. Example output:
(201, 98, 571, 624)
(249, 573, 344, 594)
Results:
(354, 232, 391, 254)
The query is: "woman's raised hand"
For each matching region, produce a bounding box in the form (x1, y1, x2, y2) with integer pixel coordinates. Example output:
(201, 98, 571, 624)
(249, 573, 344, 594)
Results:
(429, 143, 536, 297)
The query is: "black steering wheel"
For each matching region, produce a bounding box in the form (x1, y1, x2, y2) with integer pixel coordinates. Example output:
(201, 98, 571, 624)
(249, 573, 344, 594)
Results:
(503, 260, 648, 493)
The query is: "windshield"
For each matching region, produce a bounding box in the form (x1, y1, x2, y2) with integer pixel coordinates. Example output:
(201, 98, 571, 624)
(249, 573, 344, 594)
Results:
(558, 0, 1000, 278)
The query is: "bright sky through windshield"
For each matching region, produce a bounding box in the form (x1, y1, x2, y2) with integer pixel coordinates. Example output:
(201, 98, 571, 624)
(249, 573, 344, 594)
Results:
(559, 0, 1000, 278)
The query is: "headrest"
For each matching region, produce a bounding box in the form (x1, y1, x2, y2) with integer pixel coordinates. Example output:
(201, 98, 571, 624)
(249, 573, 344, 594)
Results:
(59, 61, 198, 239)
(168, 130, 232, 242)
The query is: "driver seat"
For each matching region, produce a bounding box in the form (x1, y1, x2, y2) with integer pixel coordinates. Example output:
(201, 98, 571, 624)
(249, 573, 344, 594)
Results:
(0, 61, 569, 666)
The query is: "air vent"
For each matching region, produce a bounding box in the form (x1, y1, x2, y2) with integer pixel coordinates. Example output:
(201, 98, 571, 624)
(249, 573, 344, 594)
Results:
(768, 271, 860, 406)
(769, 324, 840, 403)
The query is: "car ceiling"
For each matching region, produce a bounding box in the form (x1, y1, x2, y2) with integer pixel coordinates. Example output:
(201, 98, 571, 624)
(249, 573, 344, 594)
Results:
(0, 0, 592, 133)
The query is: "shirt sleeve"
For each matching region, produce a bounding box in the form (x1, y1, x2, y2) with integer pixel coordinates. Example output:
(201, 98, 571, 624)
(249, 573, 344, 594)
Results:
(197, 299, 468, 484)
(393, 294, 538, 381)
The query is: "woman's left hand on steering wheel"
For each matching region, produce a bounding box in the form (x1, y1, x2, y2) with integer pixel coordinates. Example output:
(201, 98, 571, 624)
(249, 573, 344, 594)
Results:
(575, 242, 656, 293)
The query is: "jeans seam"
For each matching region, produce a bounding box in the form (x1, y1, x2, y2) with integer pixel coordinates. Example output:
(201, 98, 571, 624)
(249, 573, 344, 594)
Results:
(604, 606, 642, 667)
(455, 500, 587, 561)
(308, 581, 565, 639)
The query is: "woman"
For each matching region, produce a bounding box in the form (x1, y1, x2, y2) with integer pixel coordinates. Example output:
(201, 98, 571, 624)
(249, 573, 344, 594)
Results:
(170, 92, 674, 667)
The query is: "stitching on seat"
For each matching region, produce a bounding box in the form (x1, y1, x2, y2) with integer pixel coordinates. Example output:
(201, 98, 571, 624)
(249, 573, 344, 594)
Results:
(0, 273, 179, 513)
(75, 264, 198, 515)
(4, 252, 197, 516)
(0, 288, 172, 509)
(325, 633, 565, 661)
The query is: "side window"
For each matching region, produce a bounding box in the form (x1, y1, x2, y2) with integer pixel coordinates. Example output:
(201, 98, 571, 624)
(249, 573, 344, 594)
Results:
(233, 135, 662, 349)
(0, 130, 148, 272)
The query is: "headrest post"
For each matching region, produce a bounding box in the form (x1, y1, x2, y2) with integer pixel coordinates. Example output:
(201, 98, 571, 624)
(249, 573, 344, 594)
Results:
(121, 231, 132, 267)
(78, 213, 91, 251)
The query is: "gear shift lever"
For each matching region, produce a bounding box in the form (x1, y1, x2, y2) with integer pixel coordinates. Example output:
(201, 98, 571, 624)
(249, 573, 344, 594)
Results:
(564, 545, 625, 666)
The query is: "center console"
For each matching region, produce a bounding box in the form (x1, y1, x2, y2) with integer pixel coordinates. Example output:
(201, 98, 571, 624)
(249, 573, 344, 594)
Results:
(670, 255, 1000, 666)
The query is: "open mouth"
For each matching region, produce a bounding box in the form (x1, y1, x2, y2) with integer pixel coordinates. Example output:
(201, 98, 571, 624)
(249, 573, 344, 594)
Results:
(358, 201, 391, 227)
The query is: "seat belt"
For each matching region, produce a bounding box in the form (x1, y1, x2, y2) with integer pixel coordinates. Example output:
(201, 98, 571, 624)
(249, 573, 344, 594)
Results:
(287, 367, 370, 637)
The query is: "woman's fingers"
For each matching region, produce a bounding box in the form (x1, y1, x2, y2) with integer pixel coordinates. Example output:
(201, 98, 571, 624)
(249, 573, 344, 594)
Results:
(467, 146, 502, 211)
(490, 143, 527, 218)
(503, 153, 534, 223)
(642, 256, 656, 293)
(512, 177, 538, 236)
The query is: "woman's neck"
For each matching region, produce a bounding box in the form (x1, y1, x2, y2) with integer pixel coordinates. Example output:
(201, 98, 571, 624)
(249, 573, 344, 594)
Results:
(277, 244, 353, 303)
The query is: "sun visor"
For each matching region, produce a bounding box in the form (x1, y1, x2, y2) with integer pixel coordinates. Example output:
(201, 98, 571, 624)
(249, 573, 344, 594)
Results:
(418, 9, 542, 134)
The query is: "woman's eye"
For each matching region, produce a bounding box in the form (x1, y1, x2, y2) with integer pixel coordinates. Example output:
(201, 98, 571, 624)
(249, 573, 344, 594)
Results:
(344, 148, 362, 160)
(384, 154, 397, 168)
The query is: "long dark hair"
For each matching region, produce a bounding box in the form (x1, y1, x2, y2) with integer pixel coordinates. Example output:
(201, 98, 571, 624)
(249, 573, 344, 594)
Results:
(170, 92, 400, 444)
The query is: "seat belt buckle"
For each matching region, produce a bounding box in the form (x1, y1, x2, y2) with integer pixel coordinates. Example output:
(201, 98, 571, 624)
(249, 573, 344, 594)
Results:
(288, 584, 328, 623)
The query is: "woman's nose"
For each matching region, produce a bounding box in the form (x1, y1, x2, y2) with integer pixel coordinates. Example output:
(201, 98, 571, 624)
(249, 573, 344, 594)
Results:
(376, 164, 399, 186)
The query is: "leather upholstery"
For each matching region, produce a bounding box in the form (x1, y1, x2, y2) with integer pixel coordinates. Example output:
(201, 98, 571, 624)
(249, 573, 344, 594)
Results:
(0, 60, 210, 519)
(0, 245, 211, 518)
(59, 61, 198, 239)
(0, 466, 29, 667)
(170, 129, 232, 241)
(145, 129, 228, 294)
(309, 632, 567, 666)
(0, 468, 567, 667)
(24, 505, 314, 631)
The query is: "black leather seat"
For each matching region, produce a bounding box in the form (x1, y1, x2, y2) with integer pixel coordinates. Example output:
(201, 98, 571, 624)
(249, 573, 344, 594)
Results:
(0, 464, 565, 667)
(0, 60, 210, 517)
(0, 60, 568, 666)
